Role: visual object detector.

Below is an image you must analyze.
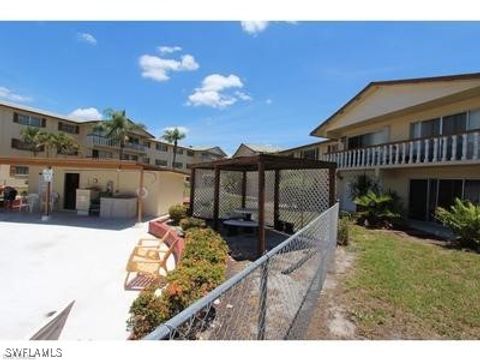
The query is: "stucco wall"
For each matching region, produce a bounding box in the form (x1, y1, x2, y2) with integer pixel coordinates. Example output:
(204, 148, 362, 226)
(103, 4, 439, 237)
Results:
(25, 166, 184, 217)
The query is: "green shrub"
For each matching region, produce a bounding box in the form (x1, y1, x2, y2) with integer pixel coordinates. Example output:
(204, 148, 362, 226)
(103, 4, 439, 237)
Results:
(179, 217, 206, 231)
(168, 204, 187, 225)
(337, 216, 350, 246)
(127, 227, 228, 339)
(435, 198, 480, 250)
(349, 174, 380, 200)
(354, 190, 401, 228)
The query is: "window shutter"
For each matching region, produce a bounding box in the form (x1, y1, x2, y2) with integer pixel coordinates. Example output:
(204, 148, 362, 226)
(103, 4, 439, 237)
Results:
(13, 112, 18, 123)
(41, 118, 47, 127)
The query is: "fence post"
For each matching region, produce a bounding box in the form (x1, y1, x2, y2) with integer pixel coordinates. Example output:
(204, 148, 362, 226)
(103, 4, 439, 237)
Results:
(257, 258, 269, 340)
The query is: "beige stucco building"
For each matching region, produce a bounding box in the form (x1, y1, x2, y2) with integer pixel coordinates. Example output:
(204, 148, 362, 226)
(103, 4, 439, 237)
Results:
(282, 73, 480, 222)
(0, 100, 225, 218)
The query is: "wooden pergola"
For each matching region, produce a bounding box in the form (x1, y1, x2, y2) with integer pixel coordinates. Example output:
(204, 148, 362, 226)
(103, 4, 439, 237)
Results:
(189, 154, 337, 257)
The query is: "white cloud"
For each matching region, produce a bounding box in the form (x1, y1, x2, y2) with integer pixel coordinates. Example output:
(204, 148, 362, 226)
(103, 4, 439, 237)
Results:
(265, 98, 273, 105)
(69, 107, 102, 121)
(0, 86, 32, 102)
(187, 74, 251, 109)
(241, 21, 269, 35)
(162, 126, 189, 134)
(139, 50, 199, 82)
(158, 46, 182, 54)
(77, 32, 97, 45)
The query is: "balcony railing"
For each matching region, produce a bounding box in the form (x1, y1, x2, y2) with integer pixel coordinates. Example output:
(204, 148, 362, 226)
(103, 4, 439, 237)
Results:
(86, 135, 147, 153)
(321, 130, 480, 170)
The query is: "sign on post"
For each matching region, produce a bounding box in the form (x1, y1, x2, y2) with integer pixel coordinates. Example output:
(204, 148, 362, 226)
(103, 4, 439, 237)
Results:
(42, 167, 53, 221)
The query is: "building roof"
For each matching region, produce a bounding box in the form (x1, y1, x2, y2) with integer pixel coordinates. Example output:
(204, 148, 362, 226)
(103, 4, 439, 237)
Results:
(0, 99, 101, 124)
(0, 156, 187, 174)
(243, 144, 283, 153)
(310, 72, 480, 137)
(278, 138, 334, 153)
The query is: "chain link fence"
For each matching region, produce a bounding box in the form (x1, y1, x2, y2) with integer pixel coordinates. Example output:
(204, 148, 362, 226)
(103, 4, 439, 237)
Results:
(144, 203, 339, 340)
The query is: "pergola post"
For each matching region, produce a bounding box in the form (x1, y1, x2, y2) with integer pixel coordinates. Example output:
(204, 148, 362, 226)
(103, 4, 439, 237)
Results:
(188, 168, 196, 216)
(273, 169, 280, 230)
(213, 166, 220, 230)
(257, 160, 266, 257)
(241, 170, 247, 208)
(328, 166, 336, 207)
(137, 168, 144, 223)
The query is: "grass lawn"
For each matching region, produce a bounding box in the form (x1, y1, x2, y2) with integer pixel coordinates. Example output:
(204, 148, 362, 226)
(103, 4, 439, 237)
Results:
(345, 225, 480, 339)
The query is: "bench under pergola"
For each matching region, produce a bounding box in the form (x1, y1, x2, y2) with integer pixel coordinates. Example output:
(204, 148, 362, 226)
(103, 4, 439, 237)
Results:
(188, 154, 337, 257)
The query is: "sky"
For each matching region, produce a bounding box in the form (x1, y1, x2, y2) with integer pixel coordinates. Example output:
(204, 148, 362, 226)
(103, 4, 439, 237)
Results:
(1, 21, 480, 154)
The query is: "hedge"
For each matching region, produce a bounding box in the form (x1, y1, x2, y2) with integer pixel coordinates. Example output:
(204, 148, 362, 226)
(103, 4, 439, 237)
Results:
(127, 227, 228, 339)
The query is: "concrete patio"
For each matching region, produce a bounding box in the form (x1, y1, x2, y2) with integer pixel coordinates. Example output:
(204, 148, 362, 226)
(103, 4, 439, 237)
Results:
(0, 210, 155, 340)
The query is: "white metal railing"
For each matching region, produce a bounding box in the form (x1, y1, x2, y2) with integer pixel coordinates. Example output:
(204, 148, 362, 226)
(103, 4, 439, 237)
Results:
(86, 135, 147, 152)
(322, 130, 480, 169)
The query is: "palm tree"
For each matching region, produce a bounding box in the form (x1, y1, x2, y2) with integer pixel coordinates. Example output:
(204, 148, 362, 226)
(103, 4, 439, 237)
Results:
(20, 127, 43, 157)
(37, 131, 58, 158)
(162, 127, 186, 168)
(53, 132, 80, 157)
(93, 109, 146, 160)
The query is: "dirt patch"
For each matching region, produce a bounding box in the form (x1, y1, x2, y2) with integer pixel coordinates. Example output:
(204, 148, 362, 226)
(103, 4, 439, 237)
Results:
(305, 246, 358, 339)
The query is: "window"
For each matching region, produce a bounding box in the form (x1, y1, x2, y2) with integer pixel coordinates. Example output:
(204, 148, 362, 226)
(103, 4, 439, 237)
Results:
(9, 166, 29, 177)
(173, 161, 184, 169)
(121, 154, 138, 161)
(155, 159, 168, 167)
(175, 148, 184, 155)
(143, 141, 150, 148)
(468, 109, 480, 131)
(347, 128, 388, 149)
(464, 180, 480, 204)
(156, 143, 168, 152)
(13, 112, 45, 127)
(186, 163, 192, 169)
(302, 148, 317, 160)
(143, 157, 150, 164)
(92, 150, 113, 159)
(58, 122, 79, 134)
(410, 118, 440, 139)
(327, 144, 339, 153)
(187, 150, 195, 157)
(442, 112, 467, 135)
(11, 138, 44, 152)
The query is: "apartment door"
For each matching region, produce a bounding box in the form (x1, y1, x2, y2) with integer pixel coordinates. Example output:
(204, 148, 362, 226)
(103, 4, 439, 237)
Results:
(409, 179, 428, 220)
(437, 179, 463, 209)
(64, 173, 80, 210)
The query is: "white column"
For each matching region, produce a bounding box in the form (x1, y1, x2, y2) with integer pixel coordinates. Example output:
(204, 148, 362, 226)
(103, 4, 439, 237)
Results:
(408, 141, 414, 164)
(382, 145, 387, 165)
(462, 133, 468, 160)
(442, 136, 448, 161)
(432, 138, 438, 163)
(360, 149, 365, 166)
(451, 135, 457, 161)
(395, 144, 400, 164)
(388, 145, 393, 165)
(423, 139, 429, 163)
(474, 132, 479, 160)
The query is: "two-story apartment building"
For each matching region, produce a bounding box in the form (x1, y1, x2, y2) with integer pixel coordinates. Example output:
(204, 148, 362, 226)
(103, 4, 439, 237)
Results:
(283, 72, 480, 222)
(0, 100, 226, 187)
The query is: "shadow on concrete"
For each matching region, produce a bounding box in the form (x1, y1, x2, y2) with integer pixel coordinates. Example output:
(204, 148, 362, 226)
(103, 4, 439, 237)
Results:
(0, 209, 155, 231)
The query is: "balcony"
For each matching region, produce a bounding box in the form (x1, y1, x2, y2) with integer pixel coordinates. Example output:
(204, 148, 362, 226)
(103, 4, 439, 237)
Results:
(322, 130, 480, 170)
(86, 135, 147, 153)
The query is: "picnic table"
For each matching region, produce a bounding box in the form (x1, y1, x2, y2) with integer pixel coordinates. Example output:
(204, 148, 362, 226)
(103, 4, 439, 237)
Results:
(223, 218, 259, 236)
(233, 207, 257, 221)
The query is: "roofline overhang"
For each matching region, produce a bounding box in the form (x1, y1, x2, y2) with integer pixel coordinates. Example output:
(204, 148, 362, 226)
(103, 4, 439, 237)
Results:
(310, 72, 480, 138)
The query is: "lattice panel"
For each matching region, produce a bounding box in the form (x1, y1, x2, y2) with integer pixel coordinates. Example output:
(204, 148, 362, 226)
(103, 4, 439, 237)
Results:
(192, 169, 215, 219)
(219, 171, 243, 219)
(278, 169, 330, 232)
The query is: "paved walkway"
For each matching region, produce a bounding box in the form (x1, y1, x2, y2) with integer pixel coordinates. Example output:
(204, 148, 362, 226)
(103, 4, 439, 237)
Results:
(0, 211, 153, 340)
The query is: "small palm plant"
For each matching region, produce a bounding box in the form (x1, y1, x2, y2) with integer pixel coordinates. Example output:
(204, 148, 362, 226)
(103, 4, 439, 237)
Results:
(436, 198, 480, 249)
(354, 190, 400, 228)
(94, 109, 146, 160)
(20, 127, 43, 157)
(162, 127, 186, 168)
